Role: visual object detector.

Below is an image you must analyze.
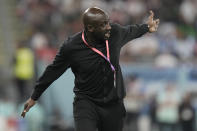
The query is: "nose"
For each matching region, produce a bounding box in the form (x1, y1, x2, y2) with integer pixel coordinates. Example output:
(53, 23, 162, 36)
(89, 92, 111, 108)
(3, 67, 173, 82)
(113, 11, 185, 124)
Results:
(106, 22, 111, 30)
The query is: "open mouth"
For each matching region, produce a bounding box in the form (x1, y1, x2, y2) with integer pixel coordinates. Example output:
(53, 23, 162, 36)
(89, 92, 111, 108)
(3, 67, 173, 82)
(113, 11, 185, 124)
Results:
(105, 31, 111, 38)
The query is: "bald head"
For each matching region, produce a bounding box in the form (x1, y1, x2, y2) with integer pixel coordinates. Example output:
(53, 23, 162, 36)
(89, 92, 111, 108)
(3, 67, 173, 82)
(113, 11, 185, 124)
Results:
(82, 7, 111, 41)
(82, 7, 108, 28)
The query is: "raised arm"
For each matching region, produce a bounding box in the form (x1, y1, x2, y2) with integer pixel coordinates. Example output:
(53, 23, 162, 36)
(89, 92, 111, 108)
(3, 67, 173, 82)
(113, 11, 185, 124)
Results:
(116, 10, 159, 47)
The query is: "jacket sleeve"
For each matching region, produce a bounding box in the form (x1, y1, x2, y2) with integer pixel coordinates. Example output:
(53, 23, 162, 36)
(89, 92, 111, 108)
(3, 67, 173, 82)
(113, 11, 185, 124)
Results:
(31, 40, 71, 100)
(114, 23, 149, 47)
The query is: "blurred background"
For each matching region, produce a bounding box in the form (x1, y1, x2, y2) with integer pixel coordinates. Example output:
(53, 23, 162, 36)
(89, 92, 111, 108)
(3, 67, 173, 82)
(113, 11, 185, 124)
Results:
(0, 0, 197, 131)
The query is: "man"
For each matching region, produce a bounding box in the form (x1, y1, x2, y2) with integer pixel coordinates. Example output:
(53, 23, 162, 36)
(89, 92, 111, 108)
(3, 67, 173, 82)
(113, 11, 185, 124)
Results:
(21, 7, 159, 131)
(179, 93, 195, 131)
(14, 42, 34, 102)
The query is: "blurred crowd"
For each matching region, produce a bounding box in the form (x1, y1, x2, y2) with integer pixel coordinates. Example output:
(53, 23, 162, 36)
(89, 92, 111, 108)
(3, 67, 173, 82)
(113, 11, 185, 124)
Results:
(0, 0, 197, 131)
(14, 0, 197, 67)
(124, 75, 197, 131)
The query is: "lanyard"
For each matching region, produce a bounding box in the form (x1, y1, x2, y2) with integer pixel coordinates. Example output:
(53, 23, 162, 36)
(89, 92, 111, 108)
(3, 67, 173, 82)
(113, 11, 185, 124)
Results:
(82, 32, 116, 87)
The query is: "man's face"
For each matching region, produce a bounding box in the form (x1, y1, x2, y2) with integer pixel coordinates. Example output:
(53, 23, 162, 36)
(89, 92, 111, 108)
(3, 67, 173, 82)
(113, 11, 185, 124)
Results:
(90, 14, 111, 40)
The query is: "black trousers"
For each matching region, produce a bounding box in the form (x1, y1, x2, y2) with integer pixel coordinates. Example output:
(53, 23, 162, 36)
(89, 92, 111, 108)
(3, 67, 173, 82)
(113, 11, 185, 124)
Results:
(73, 98, 126, 131)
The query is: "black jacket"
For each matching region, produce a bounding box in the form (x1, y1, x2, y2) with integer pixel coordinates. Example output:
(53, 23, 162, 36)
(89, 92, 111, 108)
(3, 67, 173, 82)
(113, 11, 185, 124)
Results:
(31, 23, 149, 103)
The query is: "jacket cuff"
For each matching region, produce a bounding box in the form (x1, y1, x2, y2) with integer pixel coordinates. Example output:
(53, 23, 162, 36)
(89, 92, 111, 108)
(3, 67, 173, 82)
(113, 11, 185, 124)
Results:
(31, 91, 39, 101)
(142, 24, 149, 33)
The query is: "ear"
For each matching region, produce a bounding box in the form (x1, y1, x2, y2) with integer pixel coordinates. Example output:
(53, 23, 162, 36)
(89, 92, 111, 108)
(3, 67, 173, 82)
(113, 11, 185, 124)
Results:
(87, 24, 94, 32)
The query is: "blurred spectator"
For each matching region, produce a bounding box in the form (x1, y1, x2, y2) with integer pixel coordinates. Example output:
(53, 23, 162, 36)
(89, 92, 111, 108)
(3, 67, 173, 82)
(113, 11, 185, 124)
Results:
(154, 52, 178, 68)
(174, 30, 195, 62)
(109, 1, 129, 25)
(13, 41, 35, 103)
(124, 75, 144, 131)
(179, 92, 195, 131)
(149, 94, 158, 131)
(156, 83, 181, 131)
(31, 32, 48, 50)
(127, 34, 159, 57)
(126, 0, 147, 23)
(156, 22, 177, 54)
(179, 0, 197, 25)
(120, 34, 159, 63)
(14, 0, 197, 65)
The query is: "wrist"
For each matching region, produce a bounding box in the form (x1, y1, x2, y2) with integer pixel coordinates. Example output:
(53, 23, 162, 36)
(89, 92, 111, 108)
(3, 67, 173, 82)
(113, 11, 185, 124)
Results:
(147, 24, 152, 33)
(30, 96, 37, 101)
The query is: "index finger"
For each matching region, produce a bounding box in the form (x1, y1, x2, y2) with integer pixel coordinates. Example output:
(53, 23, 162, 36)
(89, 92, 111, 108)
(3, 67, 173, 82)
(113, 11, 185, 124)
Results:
(149, 10, 154, 20)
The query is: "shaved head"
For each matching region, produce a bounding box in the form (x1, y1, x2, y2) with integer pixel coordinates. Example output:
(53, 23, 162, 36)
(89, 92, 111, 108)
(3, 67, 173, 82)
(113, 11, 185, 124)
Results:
(82, 7, 111, 41)
(82, 7, 108, 29)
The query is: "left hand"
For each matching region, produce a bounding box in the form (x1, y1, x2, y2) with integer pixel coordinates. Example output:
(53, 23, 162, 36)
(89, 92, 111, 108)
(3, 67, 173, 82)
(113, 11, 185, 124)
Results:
(147, 10, 160, 33)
